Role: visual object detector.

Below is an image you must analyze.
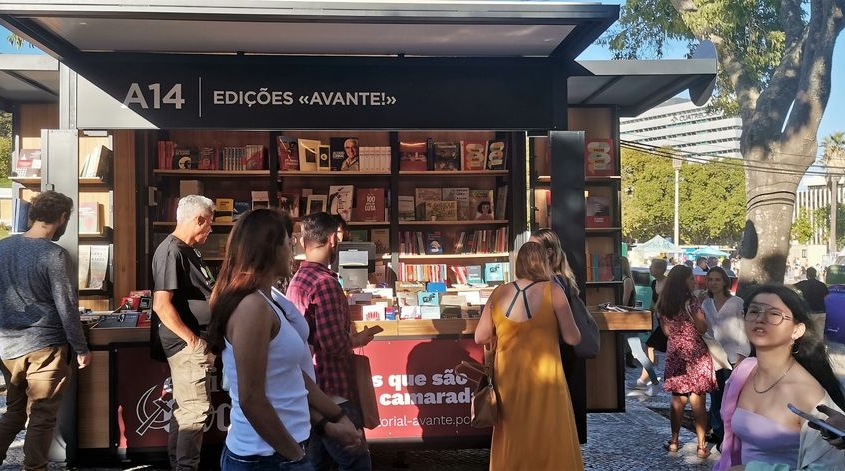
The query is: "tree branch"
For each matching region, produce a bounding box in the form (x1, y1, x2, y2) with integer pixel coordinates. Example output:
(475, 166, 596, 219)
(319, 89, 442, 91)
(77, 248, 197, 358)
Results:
(782, 0, 844, 154)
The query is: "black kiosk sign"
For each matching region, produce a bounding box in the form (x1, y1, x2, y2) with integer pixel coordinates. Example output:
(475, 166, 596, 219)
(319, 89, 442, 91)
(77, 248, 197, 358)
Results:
(79, 55, 556, 130)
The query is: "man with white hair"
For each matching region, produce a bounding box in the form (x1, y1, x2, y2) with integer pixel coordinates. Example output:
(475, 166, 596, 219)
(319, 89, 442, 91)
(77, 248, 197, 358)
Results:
(151, 195, 216, 470)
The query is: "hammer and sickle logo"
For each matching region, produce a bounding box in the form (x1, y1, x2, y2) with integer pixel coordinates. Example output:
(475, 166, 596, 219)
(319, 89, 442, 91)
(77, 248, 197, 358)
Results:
(135, 384, 174, 436)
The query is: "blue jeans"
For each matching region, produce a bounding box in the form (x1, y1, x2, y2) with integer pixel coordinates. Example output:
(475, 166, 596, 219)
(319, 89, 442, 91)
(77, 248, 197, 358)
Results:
(307, 401, 371, 471)
(221, 445, 314, 471)
(626, 334, 659, 384)
(709, 368, 732, 439)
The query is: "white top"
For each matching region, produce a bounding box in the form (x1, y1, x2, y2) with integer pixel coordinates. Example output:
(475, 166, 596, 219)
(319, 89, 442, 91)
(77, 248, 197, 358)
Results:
(223, 291, 312, 456)
(701, 296, 750, 364)
(271, 287, 316, 380)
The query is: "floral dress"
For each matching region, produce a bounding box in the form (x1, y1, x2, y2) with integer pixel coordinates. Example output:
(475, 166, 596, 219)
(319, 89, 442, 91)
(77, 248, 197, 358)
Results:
(662, 299, 717, 395)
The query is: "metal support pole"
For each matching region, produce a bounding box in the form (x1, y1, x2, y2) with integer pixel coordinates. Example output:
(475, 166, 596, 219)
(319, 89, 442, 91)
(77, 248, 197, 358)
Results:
(673, 157, 682, 245)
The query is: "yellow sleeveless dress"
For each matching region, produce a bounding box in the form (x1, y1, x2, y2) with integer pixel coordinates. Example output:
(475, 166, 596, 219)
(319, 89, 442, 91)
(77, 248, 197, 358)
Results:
(489, 282, 583, 470)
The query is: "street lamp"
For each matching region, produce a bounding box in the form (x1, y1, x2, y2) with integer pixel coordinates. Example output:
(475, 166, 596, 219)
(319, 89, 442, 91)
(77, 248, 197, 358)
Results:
(673, 157, 682, 246)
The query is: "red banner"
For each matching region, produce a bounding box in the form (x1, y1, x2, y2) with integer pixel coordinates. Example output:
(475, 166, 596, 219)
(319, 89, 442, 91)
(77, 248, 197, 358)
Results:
(114, 345, 230, 450)
(360, 338, 489, 441)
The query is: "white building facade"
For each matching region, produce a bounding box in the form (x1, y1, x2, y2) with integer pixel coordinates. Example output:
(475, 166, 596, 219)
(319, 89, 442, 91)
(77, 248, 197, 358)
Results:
(620, 97, 742, 159)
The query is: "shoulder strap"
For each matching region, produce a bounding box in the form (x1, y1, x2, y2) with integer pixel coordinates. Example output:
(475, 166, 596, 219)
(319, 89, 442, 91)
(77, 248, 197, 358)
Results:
(505, 281, 541, 319)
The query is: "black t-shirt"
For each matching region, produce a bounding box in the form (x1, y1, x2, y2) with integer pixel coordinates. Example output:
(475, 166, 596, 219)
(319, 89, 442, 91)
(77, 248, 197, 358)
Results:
(794, 279, 829, 312)
(151, 234, 214, 357)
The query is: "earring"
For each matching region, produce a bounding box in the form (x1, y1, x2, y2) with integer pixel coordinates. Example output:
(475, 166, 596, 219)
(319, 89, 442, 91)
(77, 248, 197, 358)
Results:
(791, 340, 799, 355)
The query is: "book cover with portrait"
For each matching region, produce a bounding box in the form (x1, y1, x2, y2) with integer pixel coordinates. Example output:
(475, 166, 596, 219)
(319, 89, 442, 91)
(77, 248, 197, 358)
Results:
(469, 189, 495, 220)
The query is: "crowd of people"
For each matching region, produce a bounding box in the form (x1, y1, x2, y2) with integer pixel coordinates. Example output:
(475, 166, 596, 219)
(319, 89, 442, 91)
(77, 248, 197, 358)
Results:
(2, 191, 845, 470)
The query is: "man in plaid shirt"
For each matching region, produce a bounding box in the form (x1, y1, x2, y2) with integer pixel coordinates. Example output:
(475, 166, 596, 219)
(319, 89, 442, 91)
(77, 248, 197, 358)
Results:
(287, 212, 375, 471)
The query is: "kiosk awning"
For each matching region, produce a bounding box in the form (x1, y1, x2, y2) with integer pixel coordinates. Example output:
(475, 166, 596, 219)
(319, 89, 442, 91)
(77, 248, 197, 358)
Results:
(0, 1, 619, 60)
(0, 54, 58, 107)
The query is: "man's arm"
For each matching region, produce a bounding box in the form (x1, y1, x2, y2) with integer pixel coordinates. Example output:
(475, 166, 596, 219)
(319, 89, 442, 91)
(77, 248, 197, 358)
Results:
(310, 278, 353, 357)
(152, 290, 202, 350)
(51, 250, 91, 368)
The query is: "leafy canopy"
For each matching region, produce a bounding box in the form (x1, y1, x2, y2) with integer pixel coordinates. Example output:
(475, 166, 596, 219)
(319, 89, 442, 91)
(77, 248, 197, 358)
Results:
(621, 146, 745, 245)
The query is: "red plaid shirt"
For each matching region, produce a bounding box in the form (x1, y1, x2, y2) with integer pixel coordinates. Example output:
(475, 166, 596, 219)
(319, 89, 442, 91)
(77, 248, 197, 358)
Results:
(286, 261, 356, 401)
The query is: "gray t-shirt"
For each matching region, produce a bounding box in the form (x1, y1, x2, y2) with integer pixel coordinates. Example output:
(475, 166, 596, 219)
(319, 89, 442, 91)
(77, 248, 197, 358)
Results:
(0, 235, 90, 359)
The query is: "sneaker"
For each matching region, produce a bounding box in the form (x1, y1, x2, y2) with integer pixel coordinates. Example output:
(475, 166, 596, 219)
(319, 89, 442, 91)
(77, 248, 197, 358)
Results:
(644, 383, 661, 396)
(631, 379, 649, 390)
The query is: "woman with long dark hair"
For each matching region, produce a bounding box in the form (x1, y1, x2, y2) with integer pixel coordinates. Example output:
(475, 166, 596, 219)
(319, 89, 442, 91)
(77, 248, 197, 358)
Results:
(207, 209, 360, 470)
(714, 285, 845, 470)
(657, 265, 717, 458)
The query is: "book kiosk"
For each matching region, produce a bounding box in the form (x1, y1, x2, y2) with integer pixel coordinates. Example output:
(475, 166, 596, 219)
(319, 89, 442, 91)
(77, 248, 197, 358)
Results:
(0, 1, 716, 466)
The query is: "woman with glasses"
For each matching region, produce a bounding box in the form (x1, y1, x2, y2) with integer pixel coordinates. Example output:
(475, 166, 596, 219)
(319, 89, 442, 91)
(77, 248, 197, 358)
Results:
(657, 265, 717, 458)
(714, 285, 845, 470)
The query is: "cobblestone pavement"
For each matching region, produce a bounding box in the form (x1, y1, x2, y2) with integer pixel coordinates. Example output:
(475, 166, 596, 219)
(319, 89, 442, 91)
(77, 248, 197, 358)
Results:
(4, 344, 844, 470)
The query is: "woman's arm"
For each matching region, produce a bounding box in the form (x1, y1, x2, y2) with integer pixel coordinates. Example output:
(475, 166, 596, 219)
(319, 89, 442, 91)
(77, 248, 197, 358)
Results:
(551, 282, 581, 346)
(691, 303, 709, 334)
(475, 295, 495, 345)
(622, 276, 635, 306)
(302, 371, 363, 448)
(228, 294, 305, 461)
(660, 314, 671, 337)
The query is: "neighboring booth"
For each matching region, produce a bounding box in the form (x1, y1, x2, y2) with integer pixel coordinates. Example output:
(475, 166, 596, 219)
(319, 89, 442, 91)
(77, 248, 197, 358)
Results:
(0, 1, 715, 466)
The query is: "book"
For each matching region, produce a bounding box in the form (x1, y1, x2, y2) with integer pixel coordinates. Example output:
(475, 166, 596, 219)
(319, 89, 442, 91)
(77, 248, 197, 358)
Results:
(78, 202, 102, 235)
(495, 185, 508, 221)
(318, 144, 331, 171)
(170, 147, 196, 171)
(432, 141, 461, 171)
(469, 189, 495, 220)
(424, 201, 458, 221)
(398, 196, 416, 221)
(349, 229, 368, 242)
(214, 198, 235, 222)
(399, 140, 429, 171)
(328, 185, 354, 221)
(244, 144, 266, 170)
(81, 145, 113, 180)
(417, 291, 440, 306)
(88, 245, 110, 290)
(370, 228, 390, 254)
(233, 201, 251, 221)
(486, 140, 507, 170)
(585, 139, 615, 176)
(305, 194, 327, 215)
(251, 191, 270, 210)
(330, 137, 359, 171)
(277, 136, 300, 171)
(586, 195, 612, 227)
(441, 187, 470, 220)
(355, 188, 386, 222)
(13, 149, 42, 177)
(297, 138, 320, 171)
(466, 265, 484, 284)
(414, 188, 442, 220)
(424, 231, 444, 254)
(461, 140, 488, 171)
(197, 147, 217, 170)
(78, 244, 90, 289)
(484, 262, 509, 285)
(278, 191, 300, 218)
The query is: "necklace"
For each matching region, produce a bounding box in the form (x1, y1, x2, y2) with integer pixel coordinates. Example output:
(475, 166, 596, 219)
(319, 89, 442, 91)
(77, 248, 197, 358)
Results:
(752, 360, 795, 394)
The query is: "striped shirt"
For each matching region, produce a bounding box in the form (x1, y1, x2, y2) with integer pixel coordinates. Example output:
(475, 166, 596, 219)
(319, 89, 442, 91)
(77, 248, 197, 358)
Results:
(286, 261, 356, 402)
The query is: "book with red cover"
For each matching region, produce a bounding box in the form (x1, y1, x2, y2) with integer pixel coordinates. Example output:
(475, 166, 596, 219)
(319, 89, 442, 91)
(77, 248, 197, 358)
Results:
(277, 136, 300, 171)
(586, 195, 612, 227)
(355, 188, 386, 222)
(585, 139, 615, 176)
(399, 141, 429, 171)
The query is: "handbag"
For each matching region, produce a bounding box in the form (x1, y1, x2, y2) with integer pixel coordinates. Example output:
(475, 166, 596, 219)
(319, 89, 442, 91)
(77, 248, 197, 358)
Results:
(569, 294, 601, 359)
(352, 353, 380, 429)
(686, 304, 731, 371)
(455, 343, 498, 428)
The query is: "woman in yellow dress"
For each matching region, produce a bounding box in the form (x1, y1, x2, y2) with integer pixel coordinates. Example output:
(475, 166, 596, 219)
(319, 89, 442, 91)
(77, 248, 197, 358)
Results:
(475, 241, 583, 470)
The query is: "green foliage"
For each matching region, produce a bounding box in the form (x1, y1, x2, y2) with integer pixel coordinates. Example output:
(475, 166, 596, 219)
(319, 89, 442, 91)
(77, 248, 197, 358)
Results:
(6, 33, 27, 49)
(621, 147, 745, 245)
(600, 0, 787, 116)
(0, 112, 12, 187)
(791, 208, 815, 244)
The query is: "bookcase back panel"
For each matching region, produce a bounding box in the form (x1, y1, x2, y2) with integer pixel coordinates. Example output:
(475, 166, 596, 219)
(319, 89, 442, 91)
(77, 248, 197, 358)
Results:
(568, 108, 614, 140)
(282, 131, 390, 147)
(19, 103, 58, 149)
(167, 130, 271, 147)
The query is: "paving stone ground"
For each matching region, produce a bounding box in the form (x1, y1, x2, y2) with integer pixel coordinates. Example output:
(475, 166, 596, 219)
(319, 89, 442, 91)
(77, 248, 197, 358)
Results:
(3, 344, 844, 470)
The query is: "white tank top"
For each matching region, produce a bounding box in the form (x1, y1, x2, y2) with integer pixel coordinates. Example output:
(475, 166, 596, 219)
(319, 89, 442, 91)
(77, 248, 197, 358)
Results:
(223, 291, 312, 456)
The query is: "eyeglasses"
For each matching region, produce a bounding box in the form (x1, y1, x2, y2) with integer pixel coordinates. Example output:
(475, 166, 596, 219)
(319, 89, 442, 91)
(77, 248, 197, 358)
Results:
(744, 305, 794, 325)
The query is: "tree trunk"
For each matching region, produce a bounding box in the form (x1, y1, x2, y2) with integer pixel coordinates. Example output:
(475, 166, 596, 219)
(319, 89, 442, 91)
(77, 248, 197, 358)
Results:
(739, 154, 803, 292)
